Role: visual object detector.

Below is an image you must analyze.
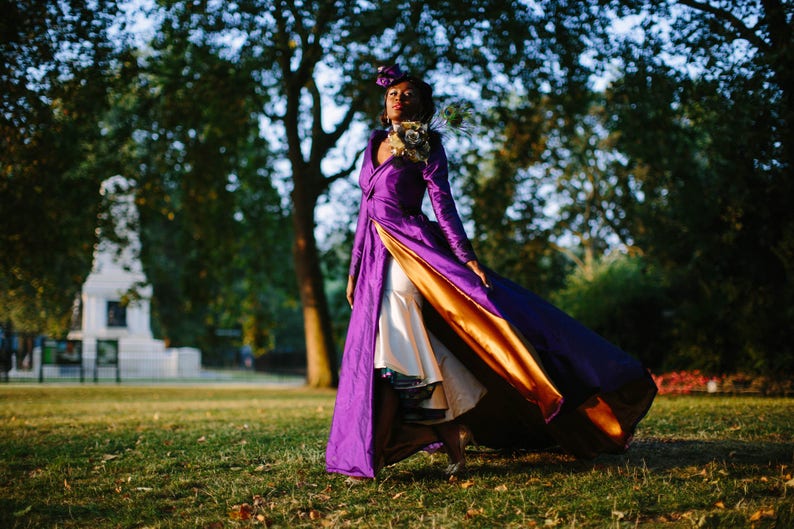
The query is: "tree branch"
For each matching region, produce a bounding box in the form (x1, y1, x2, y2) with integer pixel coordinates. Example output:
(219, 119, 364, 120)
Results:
(760, 0, 792, 58)
(324, 146, 366, 190)
(549, 241, 587, 273)
(675, 0, 771, 52)
(326, 92, 368, 146)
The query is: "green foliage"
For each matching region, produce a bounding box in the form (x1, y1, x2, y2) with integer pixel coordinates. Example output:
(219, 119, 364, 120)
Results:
(103, 22, 299, 361)
(0, 0, 125, 334)
(467, 0, 794, 373)
(603, 0, 794, 373)
(0, 386, 792, 528)
(4, 0, 792, 376)
(551, 253, 669, 368)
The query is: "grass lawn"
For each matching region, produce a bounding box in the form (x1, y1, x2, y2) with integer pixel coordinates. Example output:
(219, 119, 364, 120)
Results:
(0, 385, 791, 528)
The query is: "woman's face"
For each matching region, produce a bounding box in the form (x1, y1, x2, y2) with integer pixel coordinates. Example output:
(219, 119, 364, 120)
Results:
(385, 81, 424, 124)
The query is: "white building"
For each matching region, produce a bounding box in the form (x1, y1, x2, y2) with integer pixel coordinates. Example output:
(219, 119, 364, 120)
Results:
(60, 175, 201, 379)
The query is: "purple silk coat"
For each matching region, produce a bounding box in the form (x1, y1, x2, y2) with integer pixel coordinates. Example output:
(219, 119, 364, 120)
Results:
(325, 130, 657, 478)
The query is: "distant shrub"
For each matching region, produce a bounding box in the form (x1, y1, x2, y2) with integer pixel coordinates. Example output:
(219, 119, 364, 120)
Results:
(551, 253, 669, 368)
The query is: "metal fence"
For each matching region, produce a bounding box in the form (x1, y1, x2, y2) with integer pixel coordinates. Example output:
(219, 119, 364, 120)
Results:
(0, 334, 305, 385)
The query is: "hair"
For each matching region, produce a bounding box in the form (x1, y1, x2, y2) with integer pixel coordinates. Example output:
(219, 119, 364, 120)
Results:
(380, 76, 436, 126)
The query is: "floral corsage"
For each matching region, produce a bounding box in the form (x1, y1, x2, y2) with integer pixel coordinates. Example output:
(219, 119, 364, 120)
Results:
(388, 121, 431, 164)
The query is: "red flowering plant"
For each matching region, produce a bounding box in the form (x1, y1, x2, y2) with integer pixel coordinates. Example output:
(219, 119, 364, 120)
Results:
(651, 370, 720, 395)
(651, 370, 794, 395)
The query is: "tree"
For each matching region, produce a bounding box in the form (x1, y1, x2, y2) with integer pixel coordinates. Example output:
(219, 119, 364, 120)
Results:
(551, 254, 668, 368)
(0, 0, 125, 334)
(603, 0, 794, 372)
(139, 0, 613, 387)
(101, 15, 296, 363)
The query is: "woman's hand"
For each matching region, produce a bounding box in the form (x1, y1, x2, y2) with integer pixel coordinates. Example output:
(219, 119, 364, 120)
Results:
(346, 275, 356, 308)
(466, 260, 491, 289)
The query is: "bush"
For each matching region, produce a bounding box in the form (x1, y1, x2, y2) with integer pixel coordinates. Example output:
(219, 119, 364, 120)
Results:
(551, 253, 669, 368)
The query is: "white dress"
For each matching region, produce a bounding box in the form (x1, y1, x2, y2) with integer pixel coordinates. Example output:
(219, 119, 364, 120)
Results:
(374, 257, 486, 423)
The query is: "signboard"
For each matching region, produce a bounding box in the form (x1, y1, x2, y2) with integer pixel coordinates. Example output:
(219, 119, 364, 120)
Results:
(40, 339, 83, 382)
(96, 339, 119, 366)
(95, 339, 120, 382)
(42, 339, 82, 365)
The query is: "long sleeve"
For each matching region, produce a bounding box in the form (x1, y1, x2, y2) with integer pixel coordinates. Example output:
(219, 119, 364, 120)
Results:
(348, 193, 369, 279)
(422, 139, 477, 264)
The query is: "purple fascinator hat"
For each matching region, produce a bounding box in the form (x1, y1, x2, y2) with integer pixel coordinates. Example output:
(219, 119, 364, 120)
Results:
(376, 64, 407, 88)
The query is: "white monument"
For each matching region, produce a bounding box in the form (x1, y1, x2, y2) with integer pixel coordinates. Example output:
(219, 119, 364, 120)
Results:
(63, 175, 201, 379)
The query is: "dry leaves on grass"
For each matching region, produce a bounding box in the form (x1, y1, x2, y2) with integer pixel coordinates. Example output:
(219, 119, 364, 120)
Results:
(296, 508, 323, 521)
(228, 503, 253, 521)
(749, 508, 775, 522)
(228, 495, 273, 525)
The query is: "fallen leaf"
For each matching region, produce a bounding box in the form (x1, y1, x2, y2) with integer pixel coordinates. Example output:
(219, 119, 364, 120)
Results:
(465, 508, 484, 519)
(314, 493, 331, 502)
(749, 508, 775, 522)
(102, 454, 119, 461)
(197, 436, 206, 443)
(460, 480, 475, 489)
(494, 484, 508, 492)
(63, 479, 71, 491)
(135, 487, 153, 492)
(392, 491, 406, 500)
(228, 503, 253, 520)
(785, 478, 794, 488)
(714, 501, 725, 509)
(309, 509, 322, 520)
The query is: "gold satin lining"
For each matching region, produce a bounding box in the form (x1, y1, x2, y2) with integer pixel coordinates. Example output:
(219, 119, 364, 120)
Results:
(578, 395, 627, 445)
(375, 221, 564, 421)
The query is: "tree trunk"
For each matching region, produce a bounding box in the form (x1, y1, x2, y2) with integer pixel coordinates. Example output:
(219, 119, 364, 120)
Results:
(291, 181, 338, 388)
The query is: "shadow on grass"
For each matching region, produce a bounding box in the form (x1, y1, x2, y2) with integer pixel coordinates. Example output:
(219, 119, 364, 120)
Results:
(382, 437, 793, 483)
(0, 499, 120, 528)
(603, 438, 793, 470)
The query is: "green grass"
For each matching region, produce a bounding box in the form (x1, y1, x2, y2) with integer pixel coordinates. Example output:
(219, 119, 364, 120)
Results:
(0, 386, 791, 528)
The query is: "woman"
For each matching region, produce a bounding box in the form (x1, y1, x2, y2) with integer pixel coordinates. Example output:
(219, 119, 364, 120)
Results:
(325, 65, 657, 480)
